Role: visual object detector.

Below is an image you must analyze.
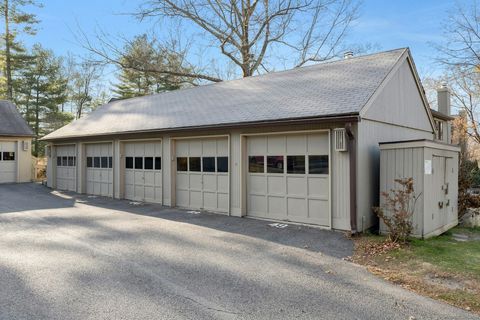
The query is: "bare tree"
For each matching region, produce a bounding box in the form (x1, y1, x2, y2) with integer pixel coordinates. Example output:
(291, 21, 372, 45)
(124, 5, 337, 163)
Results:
(80, 0, 359, 83)
(135, 0, 359, 77)
(66, 56, 106, 118)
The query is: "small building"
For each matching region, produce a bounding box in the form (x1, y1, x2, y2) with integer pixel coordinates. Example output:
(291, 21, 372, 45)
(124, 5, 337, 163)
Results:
(0, 100, 34, 183)
(42, 48, 444, 233)
(379, 140, 459, 238)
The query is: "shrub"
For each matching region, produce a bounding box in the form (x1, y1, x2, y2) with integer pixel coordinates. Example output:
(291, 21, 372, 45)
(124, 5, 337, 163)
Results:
(373, 177, 420, 244)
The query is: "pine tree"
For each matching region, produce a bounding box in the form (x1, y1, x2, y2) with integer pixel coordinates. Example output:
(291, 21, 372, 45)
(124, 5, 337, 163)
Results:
(16, 44, 70, 156)
(0, 0, 41, 100)
(113, 34, 184, 99)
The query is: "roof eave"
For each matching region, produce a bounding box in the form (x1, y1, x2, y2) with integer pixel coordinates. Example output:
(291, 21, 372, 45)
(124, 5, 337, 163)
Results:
(41, 113, 361, 142)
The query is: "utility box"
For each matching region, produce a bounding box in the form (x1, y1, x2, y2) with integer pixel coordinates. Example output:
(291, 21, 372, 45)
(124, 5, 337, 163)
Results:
(379, 140, 460, 238)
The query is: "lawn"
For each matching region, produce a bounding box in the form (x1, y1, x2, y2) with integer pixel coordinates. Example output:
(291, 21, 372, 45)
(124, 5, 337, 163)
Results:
(352, 227, 480, 313)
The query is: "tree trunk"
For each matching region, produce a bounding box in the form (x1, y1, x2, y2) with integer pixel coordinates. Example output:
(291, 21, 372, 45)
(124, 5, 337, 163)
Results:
(34, 79, 40, 157)
(4, 0, 13, 100)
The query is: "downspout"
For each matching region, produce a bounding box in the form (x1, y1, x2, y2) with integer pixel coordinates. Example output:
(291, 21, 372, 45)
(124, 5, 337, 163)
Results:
(345, 123, 357, 234)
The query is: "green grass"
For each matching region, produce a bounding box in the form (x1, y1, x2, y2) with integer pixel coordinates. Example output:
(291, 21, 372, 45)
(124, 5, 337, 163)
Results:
(398, 227, 480, 278)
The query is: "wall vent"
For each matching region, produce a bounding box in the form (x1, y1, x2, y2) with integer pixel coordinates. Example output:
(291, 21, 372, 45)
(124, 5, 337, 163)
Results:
(334, 128, 347, 152)
(22, 141, 29, 151)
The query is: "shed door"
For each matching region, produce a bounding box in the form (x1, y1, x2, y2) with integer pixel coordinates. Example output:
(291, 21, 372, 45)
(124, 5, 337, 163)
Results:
(0, 141, 17, 183)
(124, 141, 162, 203)
(175, 138, 229, 213)
(55, 145, 76, 191)
(85, 143, 113, 197)
(246, 133, 330, 226)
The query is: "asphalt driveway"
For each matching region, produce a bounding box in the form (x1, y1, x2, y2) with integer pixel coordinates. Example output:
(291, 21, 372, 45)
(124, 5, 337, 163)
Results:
(0, 183, 476, 320)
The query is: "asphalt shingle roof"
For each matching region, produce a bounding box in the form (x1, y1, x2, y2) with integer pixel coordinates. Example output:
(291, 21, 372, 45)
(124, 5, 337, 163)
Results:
(0, 100, 34, 137)
(43, 48, 407, 140)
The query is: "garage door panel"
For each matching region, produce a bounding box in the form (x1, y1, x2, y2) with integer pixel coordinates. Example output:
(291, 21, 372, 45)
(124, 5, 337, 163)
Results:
(268, 196, 286, 215)
(203, 192, 217, 210)
(190, 190, 202, 208)
(286, 135, 306, 154)
(308, 200, 329, 223)
(189, 174, 202, 190)
(203, 174, 217, 191)
(189, 140, 202, 156)
(134, 171, 144, 184)
(286, 176, 306, 196)
(248, 175, 265, 194)
(217, 175, 228, 190)
(176, 141, 189, 156)
(308, 177, 328, 198)
(176, 173, 189, 190)
(247, 132, 330, 227)
(218, 194, 229, 211)
(267, 176, 285, 195)
(248, 136, 267, 155)
(267, 136, 285, 154)
(248, 195, 266, 216)
(202, 140, 216, 154)
(217, 139, 228, 155)
(176, 190, 189, 207)
(287, 198, 307, 217)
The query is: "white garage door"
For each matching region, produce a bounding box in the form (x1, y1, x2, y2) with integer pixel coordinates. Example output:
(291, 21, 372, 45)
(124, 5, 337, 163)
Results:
(56, 145, 76, 191)
(175, 138, 229, 213)
(0, 141, 17, 183)
(247, 132, 330, 226)
(85, 143, 113, 197)
(124, 141, 162, 203)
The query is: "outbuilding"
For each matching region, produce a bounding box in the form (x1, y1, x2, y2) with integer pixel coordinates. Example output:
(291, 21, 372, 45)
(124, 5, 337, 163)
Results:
(42, 48, 453, 233)
(0, 100, 34, 183)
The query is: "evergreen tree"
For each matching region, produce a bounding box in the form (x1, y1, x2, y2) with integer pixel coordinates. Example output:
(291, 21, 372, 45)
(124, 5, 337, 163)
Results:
(0, 0, 41, 100)
(16, 44, 70, 156)
(113, 34, 185, 99)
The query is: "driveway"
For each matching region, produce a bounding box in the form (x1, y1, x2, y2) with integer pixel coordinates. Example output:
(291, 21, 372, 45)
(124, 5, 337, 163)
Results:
(0, 183, 476, 320)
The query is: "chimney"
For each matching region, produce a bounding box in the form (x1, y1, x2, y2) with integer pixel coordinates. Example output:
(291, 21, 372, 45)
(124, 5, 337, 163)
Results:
(344, 51, 354, 59)
(437, 83, 451, 116)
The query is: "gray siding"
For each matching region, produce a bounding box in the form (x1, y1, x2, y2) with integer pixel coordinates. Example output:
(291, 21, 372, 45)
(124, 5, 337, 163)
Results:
(361, 59, 432, 132)
(357, 120, 432, 231)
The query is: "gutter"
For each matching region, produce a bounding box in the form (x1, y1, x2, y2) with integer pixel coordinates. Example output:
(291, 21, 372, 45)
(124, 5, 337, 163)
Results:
(345, 122, 357, 234)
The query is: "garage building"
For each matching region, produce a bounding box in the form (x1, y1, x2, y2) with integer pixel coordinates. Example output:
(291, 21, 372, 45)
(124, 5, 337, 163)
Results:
(42, 48, 450, 232)
(0, 100, 34, 183)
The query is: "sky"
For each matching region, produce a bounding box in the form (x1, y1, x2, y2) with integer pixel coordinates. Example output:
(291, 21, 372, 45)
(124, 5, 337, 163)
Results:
(19, 0, 464, 81)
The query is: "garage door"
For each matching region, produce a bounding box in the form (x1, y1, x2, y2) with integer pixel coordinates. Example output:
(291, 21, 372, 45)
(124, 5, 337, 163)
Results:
(124, 141, 162, 203)
(0, 141, 17, 183)
(175, 138, 229, 213)
(247, 132, 330, 226)
(56, 145, 76, 191)
(85, 143, 113, 197)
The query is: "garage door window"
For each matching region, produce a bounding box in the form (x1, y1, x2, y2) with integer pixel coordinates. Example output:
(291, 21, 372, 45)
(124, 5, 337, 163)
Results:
(155, 157, 161, 170)
(101, 157, 108, 168)
(126, 157, 133, 169)
(249, 156, 264, 173)
(108, 157, 113, 168)
(287, 155, 305, 174)
(2, 152, 15, 161)
(202, 157, 215, 172)
(144, 157, 154, 170)
(68, 156, 75, 167)
(87, 157, 93, 168)
(135, 157, 143, 169)
(309, 155, 328, 174)
(177, 157, 187, 171)
(217, 157, 228, 172)
(189, 157, 201, 172)
(62, 156, 68, 167)
(94, 157, 101, 168)
(57, 156, 62, 166)
(267, 156, 284, 173)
